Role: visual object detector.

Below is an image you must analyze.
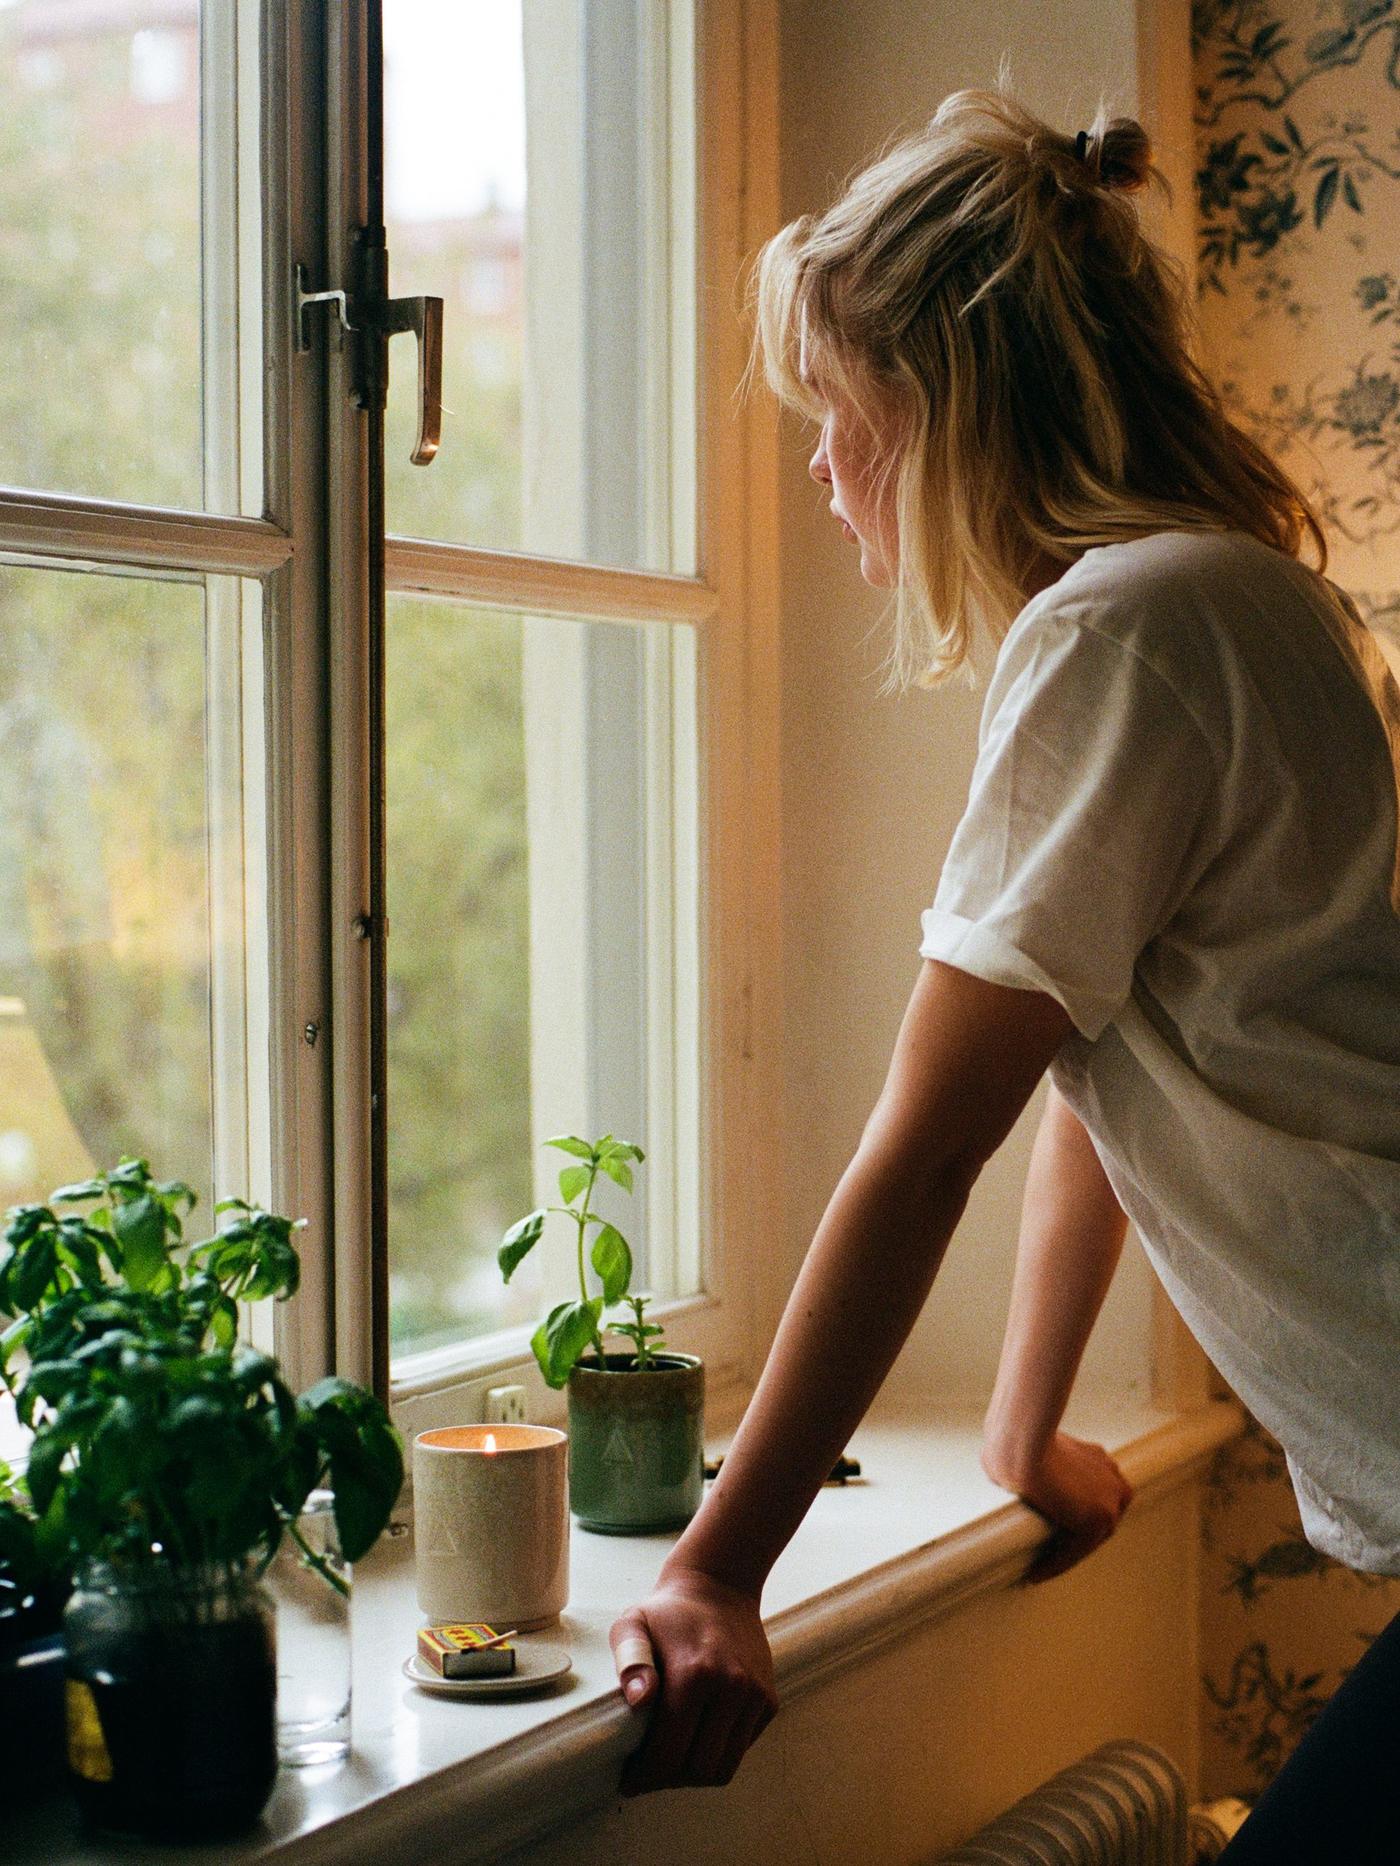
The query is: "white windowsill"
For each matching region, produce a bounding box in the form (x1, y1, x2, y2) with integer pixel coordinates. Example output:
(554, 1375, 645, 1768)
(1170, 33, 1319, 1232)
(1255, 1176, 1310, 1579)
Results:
(11, 1392, 1244, 1866)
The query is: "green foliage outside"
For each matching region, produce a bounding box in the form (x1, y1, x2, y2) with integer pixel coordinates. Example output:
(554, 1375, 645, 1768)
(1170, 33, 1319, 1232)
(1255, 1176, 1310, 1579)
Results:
(385, 599, 533, 1348)
(0, 22, 533, 1353)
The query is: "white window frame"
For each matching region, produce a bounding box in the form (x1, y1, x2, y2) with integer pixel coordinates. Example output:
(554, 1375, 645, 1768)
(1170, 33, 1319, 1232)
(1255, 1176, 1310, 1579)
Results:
(0, 0, 336, 1417)
(382, 0, 785, 1431)
(0, 0, 785, 1445)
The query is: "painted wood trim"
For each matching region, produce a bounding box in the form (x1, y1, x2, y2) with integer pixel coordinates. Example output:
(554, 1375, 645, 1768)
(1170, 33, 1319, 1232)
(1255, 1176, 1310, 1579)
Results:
(384, 534, 718, 623)
(0, 487, 292, 577)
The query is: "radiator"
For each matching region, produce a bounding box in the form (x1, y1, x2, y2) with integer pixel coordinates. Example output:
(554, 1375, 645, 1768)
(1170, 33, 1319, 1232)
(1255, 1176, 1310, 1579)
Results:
(932, 1738, 1189, 1866)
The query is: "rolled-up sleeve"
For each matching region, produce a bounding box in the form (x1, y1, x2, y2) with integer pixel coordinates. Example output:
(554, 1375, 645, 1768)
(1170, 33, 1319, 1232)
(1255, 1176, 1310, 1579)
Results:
(919, 607, 1219, 1042)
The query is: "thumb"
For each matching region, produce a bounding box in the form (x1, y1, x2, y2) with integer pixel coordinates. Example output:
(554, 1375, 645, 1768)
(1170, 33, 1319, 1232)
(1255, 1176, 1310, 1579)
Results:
(610, 1611, 659, 1710)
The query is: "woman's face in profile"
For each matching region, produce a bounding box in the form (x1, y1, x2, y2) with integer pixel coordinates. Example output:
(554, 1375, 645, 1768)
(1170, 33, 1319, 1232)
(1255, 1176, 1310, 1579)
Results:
(806, 387, 899, 589)
(797, 327, 899, 587)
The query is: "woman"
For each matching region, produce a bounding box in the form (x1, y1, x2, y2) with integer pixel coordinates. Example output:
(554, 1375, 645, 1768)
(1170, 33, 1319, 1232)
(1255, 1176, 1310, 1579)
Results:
(610, 82, 1400, 1857)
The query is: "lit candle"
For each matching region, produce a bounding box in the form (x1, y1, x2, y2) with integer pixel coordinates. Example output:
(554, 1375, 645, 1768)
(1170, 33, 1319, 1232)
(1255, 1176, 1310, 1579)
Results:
(413, 1424, 569, 1630)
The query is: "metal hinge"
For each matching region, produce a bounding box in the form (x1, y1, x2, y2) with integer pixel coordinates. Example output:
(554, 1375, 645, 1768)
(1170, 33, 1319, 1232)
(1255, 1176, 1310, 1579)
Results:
(294, 254, 443, 464)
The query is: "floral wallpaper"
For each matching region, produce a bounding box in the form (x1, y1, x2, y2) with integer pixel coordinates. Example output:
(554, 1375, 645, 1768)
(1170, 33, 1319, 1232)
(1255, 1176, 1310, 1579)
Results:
(1194, 0, 1400, 643)
(1196, 1415, 1398, 1801)
(1191, 0, 1400, 1805)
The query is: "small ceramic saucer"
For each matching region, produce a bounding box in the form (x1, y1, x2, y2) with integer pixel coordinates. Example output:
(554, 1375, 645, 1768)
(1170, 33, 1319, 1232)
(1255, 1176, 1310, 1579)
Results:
(402, 1643, 573, 1699)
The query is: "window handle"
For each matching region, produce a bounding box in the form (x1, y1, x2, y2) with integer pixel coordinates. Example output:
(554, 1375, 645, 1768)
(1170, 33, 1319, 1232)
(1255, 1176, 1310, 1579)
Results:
(382, 294, 443, 466)
(294, 263, 443, 466)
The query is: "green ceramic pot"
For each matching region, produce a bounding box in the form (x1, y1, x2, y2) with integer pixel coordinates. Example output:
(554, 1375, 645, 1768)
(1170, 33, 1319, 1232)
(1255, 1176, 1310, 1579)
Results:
(566, 1353, 704, 1534)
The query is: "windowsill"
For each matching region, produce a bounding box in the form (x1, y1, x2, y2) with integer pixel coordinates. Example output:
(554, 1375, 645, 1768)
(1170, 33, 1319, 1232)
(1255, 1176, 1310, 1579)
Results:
(10, 1391, 1244, 1866)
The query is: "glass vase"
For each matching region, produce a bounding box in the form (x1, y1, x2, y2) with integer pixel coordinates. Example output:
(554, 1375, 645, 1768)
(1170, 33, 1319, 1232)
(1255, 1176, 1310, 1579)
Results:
(62, 1556, 277, 1840)
(267, 1489, 351, 1766)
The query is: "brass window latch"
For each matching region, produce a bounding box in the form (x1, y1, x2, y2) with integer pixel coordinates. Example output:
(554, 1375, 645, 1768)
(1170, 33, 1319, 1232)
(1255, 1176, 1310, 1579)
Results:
(294, 243, 443, 465)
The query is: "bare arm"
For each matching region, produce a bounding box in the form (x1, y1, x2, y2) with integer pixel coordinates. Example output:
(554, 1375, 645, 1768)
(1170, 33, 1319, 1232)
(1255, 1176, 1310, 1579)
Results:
(610, 959, 1074, 1791)
(979, 1083, 1135, 1582)
(982, 1083, 1128, 1482)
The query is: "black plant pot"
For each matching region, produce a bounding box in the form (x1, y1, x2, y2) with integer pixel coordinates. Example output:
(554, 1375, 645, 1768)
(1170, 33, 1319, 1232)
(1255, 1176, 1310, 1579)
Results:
(0, 1609, 67, 1808)
(63, 1560, 278, 1841)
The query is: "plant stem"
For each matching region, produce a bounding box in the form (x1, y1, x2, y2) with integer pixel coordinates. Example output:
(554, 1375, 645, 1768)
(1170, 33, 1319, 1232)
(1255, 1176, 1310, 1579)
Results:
(281, 1508, 349, 1599)
(574, 1164, 608, 1364)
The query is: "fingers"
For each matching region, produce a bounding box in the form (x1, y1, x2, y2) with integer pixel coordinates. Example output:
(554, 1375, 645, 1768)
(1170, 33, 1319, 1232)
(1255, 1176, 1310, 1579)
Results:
(1022, 1527, 1101, 1584)
(618, 1665, 705, 1797)
(710, 1694, 778, 1786)
(1021, 1495, 1129, 1585)
(620, 1662, 659, 1707)
(683, 1701, 747, 1786)
(611, 1614, 659, 1710)
(609, 1585, 778, 1796)
(624, 1684, 777, 1794)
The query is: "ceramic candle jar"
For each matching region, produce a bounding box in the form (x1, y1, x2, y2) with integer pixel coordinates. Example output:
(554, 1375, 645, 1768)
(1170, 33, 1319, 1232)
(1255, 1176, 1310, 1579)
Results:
(413, 1424, 569, 1630)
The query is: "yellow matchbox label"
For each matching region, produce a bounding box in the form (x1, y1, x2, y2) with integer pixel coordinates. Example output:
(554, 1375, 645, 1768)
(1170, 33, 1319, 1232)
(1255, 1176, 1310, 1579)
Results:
(417, 1621, 516, 1677)
(423, 1622, 502, 1651)
(65, 1677, 114, 1783)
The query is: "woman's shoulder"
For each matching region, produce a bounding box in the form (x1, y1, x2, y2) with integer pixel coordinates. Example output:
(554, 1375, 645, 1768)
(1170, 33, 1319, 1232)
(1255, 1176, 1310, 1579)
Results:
(1050, 524, 1287, 616)
(987, 526, 1335, 749)
(1009, 525, 1309, 681)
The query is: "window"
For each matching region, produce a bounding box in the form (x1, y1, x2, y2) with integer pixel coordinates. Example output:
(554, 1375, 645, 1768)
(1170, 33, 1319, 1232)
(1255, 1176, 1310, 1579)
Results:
(380, 1, 702, 1375)
(0, 0, 779, 1439)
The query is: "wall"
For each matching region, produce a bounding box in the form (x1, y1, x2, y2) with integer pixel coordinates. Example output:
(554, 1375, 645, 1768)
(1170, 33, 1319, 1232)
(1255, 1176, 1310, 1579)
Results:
(1190, 0, 1400, 1800)
(771, 0, 1181, 1409)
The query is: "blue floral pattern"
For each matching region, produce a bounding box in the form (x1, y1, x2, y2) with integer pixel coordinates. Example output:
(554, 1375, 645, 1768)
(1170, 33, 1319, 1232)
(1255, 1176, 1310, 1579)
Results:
(1195, 0, 1400, 632)
(1199, 1413, 1400, 1800)
(1192, 12, 1400, 1806)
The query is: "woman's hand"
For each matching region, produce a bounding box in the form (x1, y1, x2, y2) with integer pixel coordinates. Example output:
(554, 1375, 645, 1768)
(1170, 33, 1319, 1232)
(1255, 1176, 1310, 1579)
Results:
(609, 1566, 779, 1796)
(982, 1431, 1134, 1584)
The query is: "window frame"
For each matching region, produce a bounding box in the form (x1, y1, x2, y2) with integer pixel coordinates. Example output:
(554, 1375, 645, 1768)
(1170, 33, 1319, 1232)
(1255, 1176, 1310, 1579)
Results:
(0, 0, 784, 1440)
(375, 0, 786, 1425)
(0, 1, 336, 1409)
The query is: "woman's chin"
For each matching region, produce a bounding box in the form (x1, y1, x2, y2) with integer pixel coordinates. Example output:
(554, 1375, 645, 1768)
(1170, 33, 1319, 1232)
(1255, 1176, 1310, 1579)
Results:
(857, 548, 893, 589)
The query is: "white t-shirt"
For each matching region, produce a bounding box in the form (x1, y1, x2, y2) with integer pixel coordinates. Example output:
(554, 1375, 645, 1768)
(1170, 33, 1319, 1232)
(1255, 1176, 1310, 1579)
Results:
(919, 527, 1400, 1573)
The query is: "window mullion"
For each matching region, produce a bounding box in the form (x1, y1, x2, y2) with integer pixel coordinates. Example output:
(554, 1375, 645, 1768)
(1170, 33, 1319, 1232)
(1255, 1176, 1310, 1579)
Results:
(321, 0, 382, 1397)
(261, 0, 338, 1393)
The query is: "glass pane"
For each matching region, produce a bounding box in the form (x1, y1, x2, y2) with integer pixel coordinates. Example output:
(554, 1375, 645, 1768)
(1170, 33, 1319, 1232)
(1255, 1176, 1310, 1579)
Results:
(387, 596, 699, 1359)
(382, 0, 696, 573)
(0, 561, 268, 1228)
(0, 1, 262, 513)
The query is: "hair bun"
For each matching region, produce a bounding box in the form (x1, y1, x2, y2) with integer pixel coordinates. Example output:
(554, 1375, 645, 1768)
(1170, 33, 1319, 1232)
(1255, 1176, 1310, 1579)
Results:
(1080, 116, 1152, 193)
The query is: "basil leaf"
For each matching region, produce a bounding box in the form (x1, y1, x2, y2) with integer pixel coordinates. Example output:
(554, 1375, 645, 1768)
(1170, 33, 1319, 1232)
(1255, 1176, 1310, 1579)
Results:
(596, 1154, 634, 1194)
(498, 1208, 547, 1282)
(590, 1224, 632, 1304)
(558, 1164, 591, 1204)
(543, 1135, 594, 1160)
(533, 1298, 603, 1388)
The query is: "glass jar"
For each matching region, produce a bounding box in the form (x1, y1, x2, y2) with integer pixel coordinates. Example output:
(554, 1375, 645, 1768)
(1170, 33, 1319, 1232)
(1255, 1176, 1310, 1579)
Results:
(62, 1557, 277, 1840)
(267, 1489, 351, 1766)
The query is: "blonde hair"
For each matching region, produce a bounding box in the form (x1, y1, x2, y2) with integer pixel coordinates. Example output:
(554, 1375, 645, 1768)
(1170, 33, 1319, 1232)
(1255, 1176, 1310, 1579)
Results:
(749, 77, 1328, 690)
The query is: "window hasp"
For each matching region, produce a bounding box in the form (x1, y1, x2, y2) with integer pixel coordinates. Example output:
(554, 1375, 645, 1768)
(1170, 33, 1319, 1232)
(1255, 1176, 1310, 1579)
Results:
(294, 255, 443, 465)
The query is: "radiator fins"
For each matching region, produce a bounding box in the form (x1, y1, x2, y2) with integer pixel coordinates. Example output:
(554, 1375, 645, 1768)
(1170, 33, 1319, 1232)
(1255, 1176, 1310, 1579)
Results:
(932, 1738, 1189, 1866)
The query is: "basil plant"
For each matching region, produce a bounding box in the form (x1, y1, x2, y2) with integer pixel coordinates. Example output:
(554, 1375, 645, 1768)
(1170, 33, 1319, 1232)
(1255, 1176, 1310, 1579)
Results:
(498, 1134, 667, 1387)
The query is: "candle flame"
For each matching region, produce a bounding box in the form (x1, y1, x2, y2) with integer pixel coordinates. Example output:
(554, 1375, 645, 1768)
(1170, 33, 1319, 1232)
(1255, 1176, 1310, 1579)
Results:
(484, 1431, 498, 1455)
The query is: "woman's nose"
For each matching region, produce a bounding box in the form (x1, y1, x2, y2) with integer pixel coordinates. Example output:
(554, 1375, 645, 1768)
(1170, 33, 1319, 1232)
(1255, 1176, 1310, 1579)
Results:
(809, 439, 831, 485)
